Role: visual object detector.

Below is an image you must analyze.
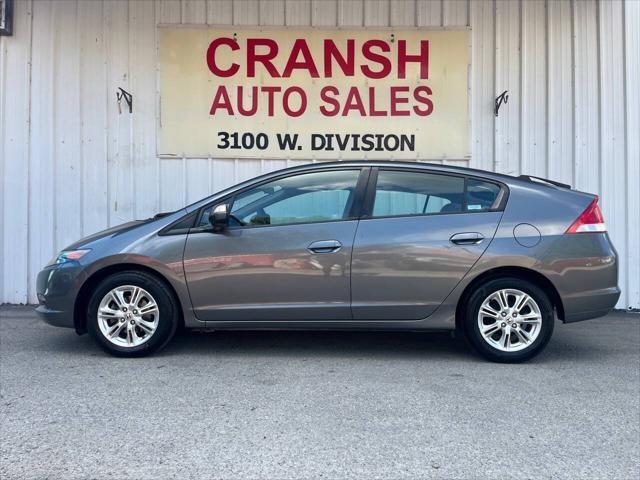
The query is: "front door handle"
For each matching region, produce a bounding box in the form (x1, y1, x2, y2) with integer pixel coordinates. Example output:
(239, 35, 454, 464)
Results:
(450, 232, 484, 245)
(308, 240, 342, 254)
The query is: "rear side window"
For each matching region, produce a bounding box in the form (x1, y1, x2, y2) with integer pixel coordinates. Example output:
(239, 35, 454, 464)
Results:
(466, 179, 502, 211)
(372, 170, 465, 217)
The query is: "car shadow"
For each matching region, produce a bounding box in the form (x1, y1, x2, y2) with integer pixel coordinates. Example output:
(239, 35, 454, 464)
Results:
(160, 329, 473, 362)
(35, 321, 619, 364)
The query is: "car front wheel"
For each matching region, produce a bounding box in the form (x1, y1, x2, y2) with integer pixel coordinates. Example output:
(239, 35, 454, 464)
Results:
(86, 271, 179, 357)
(463, 277, 555, 363)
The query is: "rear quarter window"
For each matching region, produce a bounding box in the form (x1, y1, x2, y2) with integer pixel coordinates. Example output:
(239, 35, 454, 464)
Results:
(466, 179, 502, 212)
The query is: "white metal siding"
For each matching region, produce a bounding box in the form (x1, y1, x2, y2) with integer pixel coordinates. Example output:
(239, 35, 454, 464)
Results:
(1, 0, 639, 309)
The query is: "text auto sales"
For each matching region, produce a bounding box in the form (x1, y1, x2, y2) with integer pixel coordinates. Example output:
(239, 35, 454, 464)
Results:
(206, 37, 432, 152)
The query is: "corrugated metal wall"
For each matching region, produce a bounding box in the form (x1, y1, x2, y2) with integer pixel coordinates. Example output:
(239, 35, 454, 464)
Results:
(1, 0, 639, 308)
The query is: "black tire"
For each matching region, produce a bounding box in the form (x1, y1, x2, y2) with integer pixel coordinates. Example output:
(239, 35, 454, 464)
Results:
(86, 271, 179, 357)
(462, 277, 554, 363)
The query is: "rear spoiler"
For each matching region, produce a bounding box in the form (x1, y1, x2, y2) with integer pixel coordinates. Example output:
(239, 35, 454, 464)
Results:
(518, 175, 571, 190)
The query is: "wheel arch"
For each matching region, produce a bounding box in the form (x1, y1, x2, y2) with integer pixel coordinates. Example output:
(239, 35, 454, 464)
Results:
(74, 263, 185, 335)
(455, 266, 565, 330)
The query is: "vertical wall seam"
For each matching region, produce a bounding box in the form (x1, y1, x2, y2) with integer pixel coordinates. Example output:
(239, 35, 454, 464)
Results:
(489, 0, 495, 172)
(155, 0, 162, 213)
(0, 34, 5, 301)
(128, 0, 135, 219)
(77, 0, 85, 237)
(570, 0, 576, 188)
(25, 0, 34, 302)
(182, 156, 187, 205)
(52, 5, 58, 252)
(621, 0, 629, 308)
(544, 0, 550, 178)
(492, 0, 497, 172)
(153, 0, 159, 215)
(0, 33, 5, 301)
(103, 0, 111, 227)
(596, 0, 602, 196)
(518, 0, 523, 176)
(208, 156, 212, 194)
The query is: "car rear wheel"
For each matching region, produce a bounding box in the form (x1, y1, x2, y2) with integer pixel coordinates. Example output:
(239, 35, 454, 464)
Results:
(87, 271, 179, 357)
(463, 277, 554, 363)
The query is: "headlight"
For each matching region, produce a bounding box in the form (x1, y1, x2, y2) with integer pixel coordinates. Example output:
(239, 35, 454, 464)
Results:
(48, 249, 91, 266)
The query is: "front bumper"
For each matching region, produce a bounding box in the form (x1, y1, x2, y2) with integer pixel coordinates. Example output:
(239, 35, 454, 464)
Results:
(36, 263, 86, 329)
(35, 304, 74, 328)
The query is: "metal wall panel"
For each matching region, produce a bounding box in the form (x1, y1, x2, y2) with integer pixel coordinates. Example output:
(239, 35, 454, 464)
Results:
(28, 0, 56, 309)
(312, 0, 338, 26)
(624, 0, 640, 309)
(364, 0, 390, 26)
(417, 0, 442, 27)
(286, 0, 311, 26)
(260, 0, 285, 25)
(390, 0, 416, 26)
(546, 0, 573, 186)
(599, 0, 628, 307)
(521, 0, 546, 177)
(1, 0, 638, 309)
(183, 0, 207, 24)
(443, 0, 468, 26)
(206, 0, 233, 25)
(0, 0, 32, 303)
(470, 0, 494, 173)
(494, 0, 521, 176)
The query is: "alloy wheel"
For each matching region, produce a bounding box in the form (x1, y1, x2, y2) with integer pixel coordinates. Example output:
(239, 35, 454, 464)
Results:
(477, 288, 542, 352)
(97, 285, 160, 347)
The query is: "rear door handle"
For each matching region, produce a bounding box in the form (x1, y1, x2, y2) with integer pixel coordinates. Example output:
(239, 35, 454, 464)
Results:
(450, 232, 484, 245)
(308, 240, 342, 254)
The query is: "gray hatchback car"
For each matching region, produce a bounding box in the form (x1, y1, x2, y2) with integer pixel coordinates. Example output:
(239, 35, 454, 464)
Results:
(36, 162, 620, 362)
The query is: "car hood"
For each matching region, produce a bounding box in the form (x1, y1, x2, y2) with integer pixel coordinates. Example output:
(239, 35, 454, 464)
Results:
(64, 220, 150, 250)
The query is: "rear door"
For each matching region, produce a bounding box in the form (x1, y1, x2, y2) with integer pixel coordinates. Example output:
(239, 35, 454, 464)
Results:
(351, 168, 505, 320)
(183, 167, 368, 321)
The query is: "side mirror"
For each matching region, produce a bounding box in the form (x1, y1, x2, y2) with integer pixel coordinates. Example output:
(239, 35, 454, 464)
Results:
(209, 204, 229, 233)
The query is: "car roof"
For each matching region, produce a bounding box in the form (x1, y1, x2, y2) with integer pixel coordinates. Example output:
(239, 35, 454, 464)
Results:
(183, 160, 567, 213)
(263, 161, 537, 186)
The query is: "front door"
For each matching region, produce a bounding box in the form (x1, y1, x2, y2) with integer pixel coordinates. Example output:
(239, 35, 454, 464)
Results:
(183, 168, 366, 321)
(351, 169, 504, 320)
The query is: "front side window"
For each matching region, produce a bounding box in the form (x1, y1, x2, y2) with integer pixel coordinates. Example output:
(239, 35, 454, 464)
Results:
(372, 170, 465, 218)
(201, 169, 361, 228)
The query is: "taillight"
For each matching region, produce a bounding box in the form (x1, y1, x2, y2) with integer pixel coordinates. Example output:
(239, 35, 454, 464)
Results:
(566, 197, 606, 234)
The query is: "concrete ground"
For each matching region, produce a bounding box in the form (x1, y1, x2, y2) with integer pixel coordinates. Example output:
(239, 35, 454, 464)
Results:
(1, 306, 638, 479)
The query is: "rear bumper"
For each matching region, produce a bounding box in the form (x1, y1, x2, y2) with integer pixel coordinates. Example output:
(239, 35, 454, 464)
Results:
(563, 286, 621, 323)
(545, 233, 620, 323)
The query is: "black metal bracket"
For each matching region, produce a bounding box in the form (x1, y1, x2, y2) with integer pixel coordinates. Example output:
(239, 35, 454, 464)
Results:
(494, 90, 509, 117)
(0, 0, 14, 36)
(116, 87, 133, 114)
